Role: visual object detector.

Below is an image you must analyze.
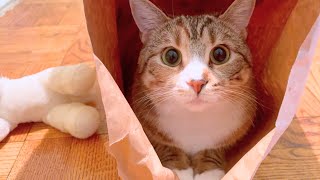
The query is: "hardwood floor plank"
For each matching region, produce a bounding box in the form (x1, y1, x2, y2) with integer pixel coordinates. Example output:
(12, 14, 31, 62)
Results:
(23, 61, 62, 75)
(8, 135, 119, 179)
(0, 142, 24, 179)
(60, 25, 93, 65)
(0, 52, 63, 66)
(26, 123, 72, 141)
(2, 124, 32, 143)
(59, 1, 85, 25)
(0, 2, 72, 27)
(0, 0, 118, 179)
(22, 0, 78, 4)
(0, 63, 26, 78)
(0, 26, 82, 53)
(255, 117, 320, 179)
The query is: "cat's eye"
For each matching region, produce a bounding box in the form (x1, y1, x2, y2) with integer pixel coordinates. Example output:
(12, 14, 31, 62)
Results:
(161, 47, 182, 67)
(210, 45, 230, 65)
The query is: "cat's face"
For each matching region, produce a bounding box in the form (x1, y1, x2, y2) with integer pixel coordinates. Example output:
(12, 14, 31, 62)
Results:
(130, 0, 256, 111)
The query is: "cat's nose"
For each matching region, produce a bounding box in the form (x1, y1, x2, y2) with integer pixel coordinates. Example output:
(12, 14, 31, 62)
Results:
(187, 79, 208, 94)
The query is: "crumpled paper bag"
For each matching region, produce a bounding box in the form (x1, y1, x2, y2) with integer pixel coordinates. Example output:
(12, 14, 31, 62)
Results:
(85, 0, 320, 179)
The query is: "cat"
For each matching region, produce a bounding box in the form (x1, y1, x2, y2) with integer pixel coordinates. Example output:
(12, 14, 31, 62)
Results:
(129, 0, 257, 179)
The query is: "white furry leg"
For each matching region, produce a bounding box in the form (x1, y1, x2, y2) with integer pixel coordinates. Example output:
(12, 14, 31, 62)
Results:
(44, 103, 100, 139)
(0, 118, 11, 142)
(40, 63, 96, 96)
(173, 168, 194, 180)
(194, 169, 225, 180)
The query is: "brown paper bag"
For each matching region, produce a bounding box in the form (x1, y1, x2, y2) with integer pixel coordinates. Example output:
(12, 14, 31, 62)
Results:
(84, 0, 320, 179)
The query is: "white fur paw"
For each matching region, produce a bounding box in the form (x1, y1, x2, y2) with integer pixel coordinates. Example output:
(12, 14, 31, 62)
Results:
(44, 63, 96, 96)
(194, 169, 225, 180)
(45, 103, 100, 139)
(0, 119, 11, 142)
(173, 168, 194, 180)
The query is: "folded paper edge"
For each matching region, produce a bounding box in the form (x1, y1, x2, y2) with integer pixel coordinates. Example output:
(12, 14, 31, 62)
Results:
(224, 15, 320, 180)
(93, 55, 177, 180)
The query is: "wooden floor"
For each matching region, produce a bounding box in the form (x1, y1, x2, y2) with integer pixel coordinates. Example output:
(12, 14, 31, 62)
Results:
(0, 0, 319, 179)
(0, 0, 119, 179)
(254, 40, 320, 178)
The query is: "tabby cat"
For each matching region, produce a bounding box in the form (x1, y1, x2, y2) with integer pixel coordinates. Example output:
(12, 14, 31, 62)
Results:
(129, 0, 257, 179)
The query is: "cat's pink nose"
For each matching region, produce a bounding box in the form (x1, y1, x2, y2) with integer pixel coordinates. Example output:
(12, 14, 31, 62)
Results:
(187, 80, 208, 94)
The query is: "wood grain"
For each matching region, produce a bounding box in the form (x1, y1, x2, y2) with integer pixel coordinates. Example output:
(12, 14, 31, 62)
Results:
(0, 142, 24, 179)
(8, 135, 117, 180)
(0, 0, 119, 179)
(254, 117, 320, 179)
(1, 124, 32, 143)
(7, 135, 119, 180)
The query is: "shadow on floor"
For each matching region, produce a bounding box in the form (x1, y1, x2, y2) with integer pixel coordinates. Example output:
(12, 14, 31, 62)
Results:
(254, 117, 320, 179)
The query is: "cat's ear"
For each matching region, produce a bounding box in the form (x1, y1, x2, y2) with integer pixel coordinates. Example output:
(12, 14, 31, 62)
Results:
(129, 0, 169, 43)
(219, 0, 256, 37)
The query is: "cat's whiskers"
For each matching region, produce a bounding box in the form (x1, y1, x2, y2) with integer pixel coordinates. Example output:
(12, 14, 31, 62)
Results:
(214, 86, 257, 101)
(134, 89, 175, 117)
(217, 91, 258, 117)
(212, 92, 256, 124)
(145, 93, 176, 118)
(133, 92, 170, 118)
(132, 87, 171, 105)
(202, 88, 257, 113)
(134, 76, 177, 108)
(222, 87, 269, 109)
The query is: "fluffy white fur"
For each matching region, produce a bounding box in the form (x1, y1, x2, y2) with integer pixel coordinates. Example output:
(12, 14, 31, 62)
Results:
(157, 99, 245, 155)
(176, 59, 208, 90)
(194, 169, 225, 180)
(173, 168, 194, 180)
(0, 63, 101, 142)
(157, 61, 246, 155)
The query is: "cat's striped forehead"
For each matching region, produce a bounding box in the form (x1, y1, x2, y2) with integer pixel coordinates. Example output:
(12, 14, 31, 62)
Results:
(174, 15, 219, 41)
(142, 14, 251, 66)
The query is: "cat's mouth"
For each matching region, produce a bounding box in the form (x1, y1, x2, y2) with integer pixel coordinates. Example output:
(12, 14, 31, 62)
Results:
(182, 97, 210, 112)
(187, 98, 206, 105)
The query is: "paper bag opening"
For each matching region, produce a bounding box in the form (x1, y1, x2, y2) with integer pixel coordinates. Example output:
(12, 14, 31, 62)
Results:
(83, 0, 320, 179)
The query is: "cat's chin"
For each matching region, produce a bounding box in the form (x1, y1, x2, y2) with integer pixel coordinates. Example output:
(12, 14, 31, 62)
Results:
(182, 98, 211, 112)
